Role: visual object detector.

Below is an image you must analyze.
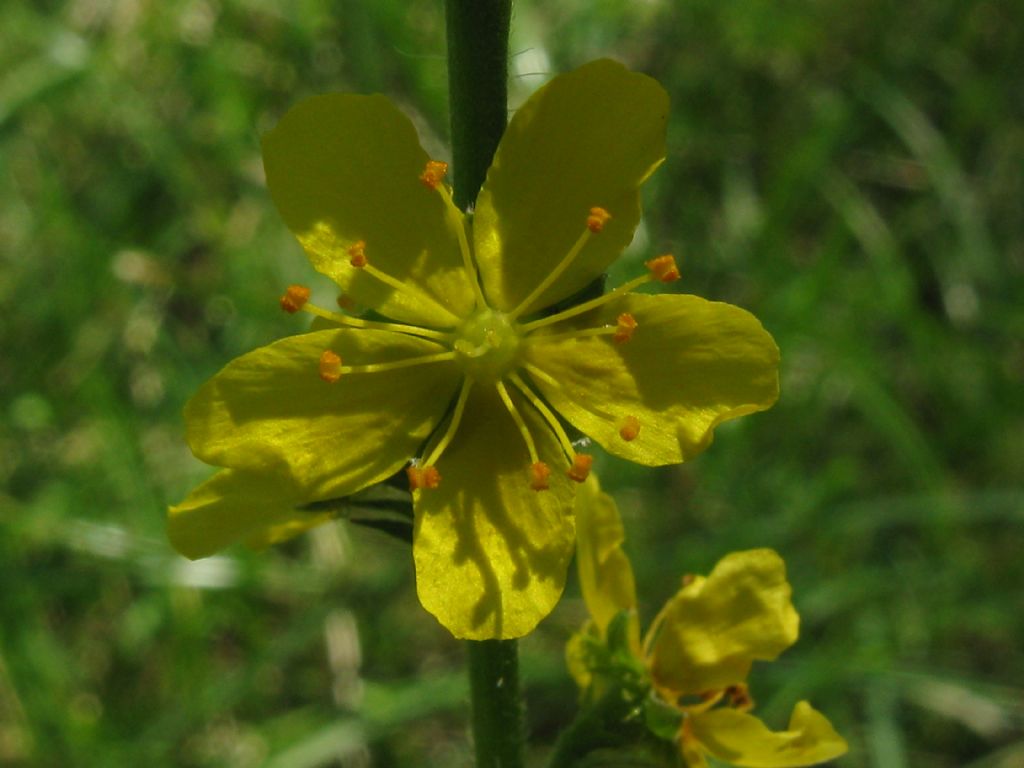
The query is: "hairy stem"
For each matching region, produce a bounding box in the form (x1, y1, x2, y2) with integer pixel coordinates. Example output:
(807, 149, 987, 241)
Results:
(445, 0, 511, 210)
(444, 3, 521, 765)
(467, 640, 524, 768)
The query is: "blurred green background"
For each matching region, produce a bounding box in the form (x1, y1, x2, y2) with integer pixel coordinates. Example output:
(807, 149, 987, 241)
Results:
(2, 0, 1022, 765)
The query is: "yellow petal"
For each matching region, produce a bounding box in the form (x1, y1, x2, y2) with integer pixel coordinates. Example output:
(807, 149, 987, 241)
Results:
(262, 94, 475, 327)
(168, 469, 333, 559)
(524, 293, 779, 466)
(680, 726, 711, 768)
(412, 385, 575, 640)
(574, 475, 641, 653)
(688, 702, 848, 767)
(474, 59, 668, 314)
(185, 329, 462, 499)
(244, 510, 336, 551)
(648, 549, 799, 696)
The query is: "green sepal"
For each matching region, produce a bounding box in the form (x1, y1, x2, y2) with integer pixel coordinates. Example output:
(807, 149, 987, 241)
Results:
(642, 692, 684, 742)
(299, 480, 414, 544)
(606, 609, 641, 659)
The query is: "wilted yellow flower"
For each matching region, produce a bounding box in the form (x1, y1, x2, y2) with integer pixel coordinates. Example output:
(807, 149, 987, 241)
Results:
(168, 60, 780, 640)
(570, 477, 848, 767)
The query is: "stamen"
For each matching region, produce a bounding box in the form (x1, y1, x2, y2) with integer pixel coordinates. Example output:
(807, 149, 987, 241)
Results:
(520, 367, 622, 459)
(508, 206, 609, 320)
(341, 239, 459, 322)
(348, 241, 368, 268)
(508, 372, 576, 462)
(300, 302, 453, 343)
(340, 351, 456, 375)
(519, 272, 650, 333)
(645, 254, 680, 282)
(495, 381, 542, 485)
(530, 462, 551, 492)
(587, 206, 611, 232)
(521, 255, 679, 334)
(567, 454, 594, 483)
(726, 684, 754, 712)
(619, 415, 641, 442)
(407, 465, 442, 490)
(683, 689, 726, 715)
(520, 326, 621, 345)
(522, 362, 560, 389)
(613, 313, 638, 343)
(319, 348, 456, 382)
(662, 685, 725, 717)
(319, 350, 343, 383)
(422, 379, 473, 468)
(426, 161, 488, 308)
(419, 160, 448, 190)
(280, 284, 311, 314)
(336, 294, 358, 312)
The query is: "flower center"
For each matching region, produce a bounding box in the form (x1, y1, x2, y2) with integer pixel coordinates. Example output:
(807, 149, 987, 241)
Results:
(282, 164, 681, 493)
(453, 308, 522, 384)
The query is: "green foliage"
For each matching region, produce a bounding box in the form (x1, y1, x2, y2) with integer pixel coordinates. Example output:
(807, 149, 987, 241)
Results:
(1, 1, 1022, 766)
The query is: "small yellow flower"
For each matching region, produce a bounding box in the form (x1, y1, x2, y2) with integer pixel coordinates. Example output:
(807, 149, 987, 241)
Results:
(570, 477, 848, 767)
(168, 60, 780, 640)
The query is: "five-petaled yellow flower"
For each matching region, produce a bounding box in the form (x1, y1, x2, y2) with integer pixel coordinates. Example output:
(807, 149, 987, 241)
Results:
(569, 477, 848, 767)
(168, 60, 780, 640)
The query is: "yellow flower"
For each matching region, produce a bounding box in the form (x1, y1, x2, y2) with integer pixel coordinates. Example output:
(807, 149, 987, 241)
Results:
(570, 477, 848, 767)
(167, 60, 780, 640)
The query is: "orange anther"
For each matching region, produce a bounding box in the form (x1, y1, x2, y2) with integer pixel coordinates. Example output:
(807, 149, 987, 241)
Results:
(587, 206, 611, 233)
(645, 254, 680, 282)
(726, 684, 754, 712)
(530, 461, 551, 491)
(280, 284, 311, 314)
(419, 160, 449, 190)
(613, 313, 638, 344)
(567, 453, 594, 483)
(336, 294, 357, 312)
(422, 466, 441, 488)
(318, 350, 343, 382)
(619, 415, 641, 442)
(407, 465, 442, 490)
(348, 240, 368, 268)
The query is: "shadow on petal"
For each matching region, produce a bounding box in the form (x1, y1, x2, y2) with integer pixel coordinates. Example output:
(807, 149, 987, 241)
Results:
(186, 328, 461, 498)
(413, 385, 576, 639)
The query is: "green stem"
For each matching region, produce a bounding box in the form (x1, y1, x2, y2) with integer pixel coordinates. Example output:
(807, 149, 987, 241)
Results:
(467, 640, 523, 768)
(544, 688, 635, 768)
(444, 3, 519, 764)
(445, 0, 511, 210)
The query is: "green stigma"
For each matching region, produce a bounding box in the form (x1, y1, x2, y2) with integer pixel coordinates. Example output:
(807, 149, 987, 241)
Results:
(453, 308, 522, 384)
